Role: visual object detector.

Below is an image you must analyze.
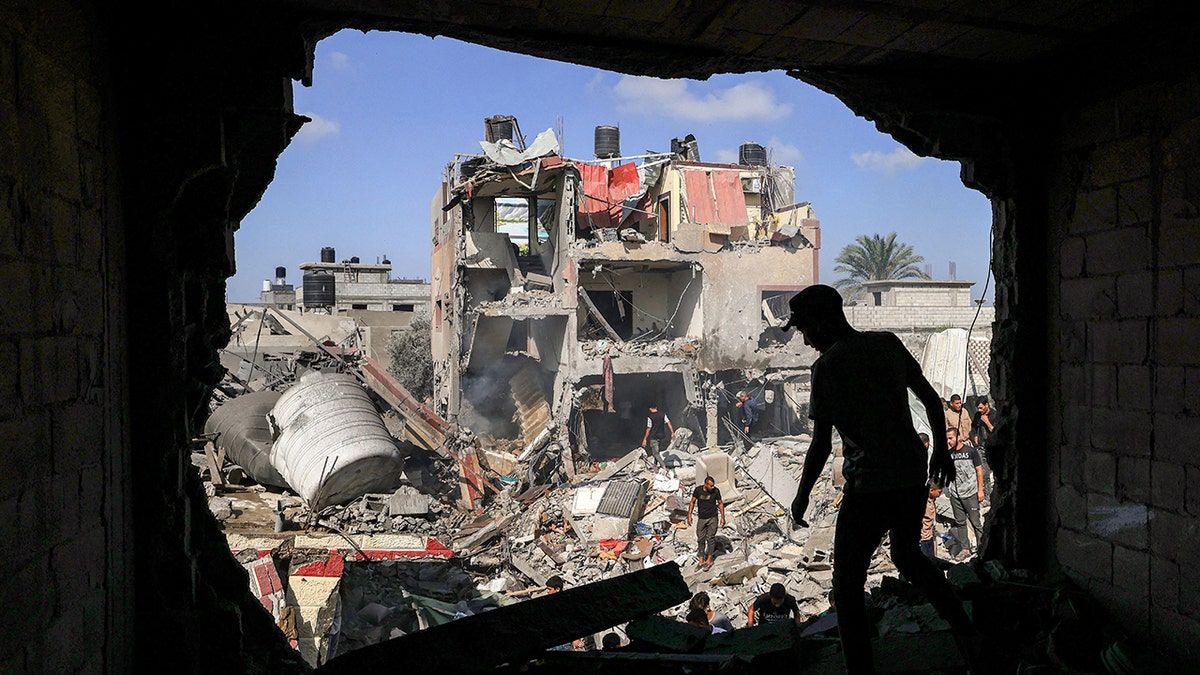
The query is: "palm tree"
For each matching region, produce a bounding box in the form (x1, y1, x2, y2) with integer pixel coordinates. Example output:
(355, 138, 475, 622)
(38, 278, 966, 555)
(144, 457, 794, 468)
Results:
(833, 232, 930, 304)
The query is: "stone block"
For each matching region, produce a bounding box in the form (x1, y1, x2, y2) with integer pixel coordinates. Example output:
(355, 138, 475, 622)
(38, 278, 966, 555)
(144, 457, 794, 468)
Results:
(1091, 135, 1151, 186)
(1149, 508, 1199, 564)
(1116, 177, 1153, 226)
(1160, 210, 1200, 268)
(1056, 483, 1087, 529)
(1116, 456, 1150, 503)
(1059, 236, 1085, 279)
(1090, 364, 1116, 408)
(1156, 269, 1183, 316)
(1187, 465, 1200, 517)
(1061, 277, 1116, 319)
(1154, 367, 1184, 414)
(728, 224, 749, 241)
(1154, 414, 1200, 464)
(1090, 408, 1150, 456)
(1157, 317, 1200, 366)
(1117, 365, 1152, 410)
(1116, 271, 1153, 317)
(1084, 227, 1150, 276)
(1083, 451, 1116, 495)
(1060, 321, 1086, 362)
(671, 224, 706, 253)
(1086, 492, 1147, 549)
(1066, 186, 1116, 234)
(1088, 319, 1147, 364)
(1056, 527, 1112, 583)
(1151, 461, 1186, 510)
(1112, 545, 1149, 599)
(1151, 554, 1180, 612)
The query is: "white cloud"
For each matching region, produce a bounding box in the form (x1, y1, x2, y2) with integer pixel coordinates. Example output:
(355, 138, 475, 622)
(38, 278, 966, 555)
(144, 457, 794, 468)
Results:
(585, 71, 606, 95)
(713, 149, 738, 164)
(766, 137, 803, 165)
(329, 51, 350, 70)
(613, 76, 792, 122)
(850, 147, 927, 175)
(295, 112, 340, 144)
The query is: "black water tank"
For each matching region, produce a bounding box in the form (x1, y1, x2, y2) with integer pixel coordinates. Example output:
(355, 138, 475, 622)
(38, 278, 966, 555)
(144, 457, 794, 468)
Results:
(350, 256, 360, 264)
(739, 142, 767, 167)
(320, 247, 336, 263)
(486, 115, 515, 143)
(595, 126, 620, 159)
(303, 272, 336, 306)
(274, 266, 286, 280)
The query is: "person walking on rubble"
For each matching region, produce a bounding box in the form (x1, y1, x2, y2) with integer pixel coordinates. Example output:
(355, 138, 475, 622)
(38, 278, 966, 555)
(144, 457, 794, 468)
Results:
(641, 402, 674, 467)
(783, 284, 981, 674)
(735, 390, 760, 439)
(946, 427, 985, 561)
(687, 475, 726, 569)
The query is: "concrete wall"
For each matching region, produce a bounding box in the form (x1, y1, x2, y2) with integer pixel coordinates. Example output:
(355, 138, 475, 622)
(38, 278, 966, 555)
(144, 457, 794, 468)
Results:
(0, 6, 131, 671)
(1047, 75, 1200, 653)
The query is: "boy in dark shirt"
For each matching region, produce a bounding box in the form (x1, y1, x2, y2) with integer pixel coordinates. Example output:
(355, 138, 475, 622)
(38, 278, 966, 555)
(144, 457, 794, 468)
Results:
(747, 583, 802, 626)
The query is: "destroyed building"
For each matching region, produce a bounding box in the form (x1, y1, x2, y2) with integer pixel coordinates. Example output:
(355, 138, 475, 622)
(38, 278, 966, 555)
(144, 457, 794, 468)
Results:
(431, 123, 823, 462)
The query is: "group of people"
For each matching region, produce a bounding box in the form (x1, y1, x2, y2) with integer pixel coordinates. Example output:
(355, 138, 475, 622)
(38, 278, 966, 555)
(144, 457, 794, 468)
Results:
(622, 284, 992, 673)
(920, 393, 999, 562)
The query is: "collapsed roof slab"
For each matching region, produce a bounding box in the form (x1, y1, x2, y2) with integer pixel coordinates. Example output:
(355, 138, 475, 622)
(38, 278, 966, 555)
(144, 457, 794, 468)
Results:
(314, 562, 690, 674)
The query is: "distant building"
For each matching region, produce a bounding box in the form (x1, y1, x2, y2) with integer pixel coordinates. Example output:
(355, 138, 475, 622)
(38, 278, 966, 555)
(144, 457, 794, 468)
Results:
(293, 248, 431, 316)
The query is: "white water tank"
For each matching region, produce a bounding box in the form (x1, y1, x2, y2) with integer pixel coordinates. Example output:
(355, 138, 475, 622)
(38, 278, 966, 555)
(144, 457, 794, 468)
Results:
(269, 371, 403, 510)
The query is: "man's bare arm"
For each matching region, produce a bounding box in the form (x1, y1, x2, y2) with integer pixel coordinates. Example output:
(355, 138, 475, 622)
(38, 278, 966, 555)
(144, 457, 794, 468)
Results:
(792, 419, 832, 525)
(911, 376, 953, 487)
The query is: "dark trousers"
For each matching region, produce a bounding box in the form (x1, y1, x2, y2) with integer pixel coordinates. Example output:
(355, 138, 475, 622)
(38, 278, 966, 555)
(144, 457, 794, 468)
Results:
(919, 538, 935, 561)
(832, 484, 975, 674)
(646, 439, 666, 466)
(948, 492, 982, 555)
(696, 516, 718, 558)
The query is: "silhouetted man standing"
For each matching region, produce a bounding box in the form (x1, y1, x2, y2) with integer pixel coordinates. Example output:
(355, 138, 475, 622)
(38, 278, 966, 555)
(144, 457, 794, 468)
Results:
(785, 284, 978, 674)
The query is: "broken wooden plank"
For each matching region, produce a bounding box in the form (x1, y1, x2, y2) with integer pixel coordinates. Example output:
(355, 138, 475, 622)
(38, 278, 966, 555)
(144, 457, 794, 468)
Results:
(203, 441, 225, 487)
(454, 512, 517, 552)
(576, 286, 624, 343)
(587, 448, 644, 482)
(537, 539, 566, 567)
(314, 563, 691, 675)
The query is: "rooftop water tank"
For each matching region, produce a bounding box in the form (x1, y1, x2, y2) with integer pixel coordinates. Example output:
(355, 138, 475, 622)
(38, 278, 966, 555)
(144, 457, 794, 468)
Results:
(275, 266, 286, 280)
(739, 142, 767, 167)
(303, 271, 336, 307)
(485, 115, 516, 143)
(320, 246, 336, 263)
(595, 125, 621, 159)
(269, 371, 404, 510)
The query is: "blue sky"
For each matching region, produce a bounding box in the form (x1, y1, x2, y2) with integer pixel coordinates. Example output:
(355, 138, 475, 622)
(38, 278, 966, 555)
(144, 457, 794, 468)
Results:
(231, 29, 994, 304)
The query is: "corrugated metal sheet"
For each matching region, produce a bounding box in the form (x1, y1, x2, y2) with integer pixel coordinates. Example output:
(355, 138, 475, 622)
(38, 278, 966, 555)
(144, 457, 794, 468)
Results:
(681, 168, 749, 227)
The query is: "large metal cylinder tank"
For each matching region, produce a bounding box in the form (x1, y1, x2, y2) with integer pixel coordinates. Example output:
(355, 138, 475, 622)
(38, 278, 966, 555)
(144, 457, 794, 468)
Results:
(204, 390, 289, 489)
(594, 125, 621, 159)
(269, 371, 403, 510)
(302, 271, 336, 307)
(739, 142, 767, 167)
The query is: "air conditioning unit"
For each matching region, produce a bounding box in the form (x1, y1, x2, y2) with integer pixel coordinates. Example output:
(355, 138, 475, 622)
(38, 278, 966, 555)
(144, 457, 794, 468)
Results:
(742, 176, 762, 193)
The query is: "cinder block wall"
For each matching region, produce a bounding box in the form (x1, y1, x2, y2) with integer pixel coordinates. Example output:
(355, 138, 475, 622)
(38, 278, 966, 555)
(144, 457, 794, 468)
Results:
(1049, 75, 1200, 656)
(0, 6, 132, 673)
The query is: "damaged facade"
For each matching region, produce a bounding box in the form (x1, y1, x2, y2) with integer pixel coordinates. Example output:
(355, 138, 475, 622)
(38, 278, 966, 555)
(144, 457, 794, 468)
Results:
(431, 121, 822, 465)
